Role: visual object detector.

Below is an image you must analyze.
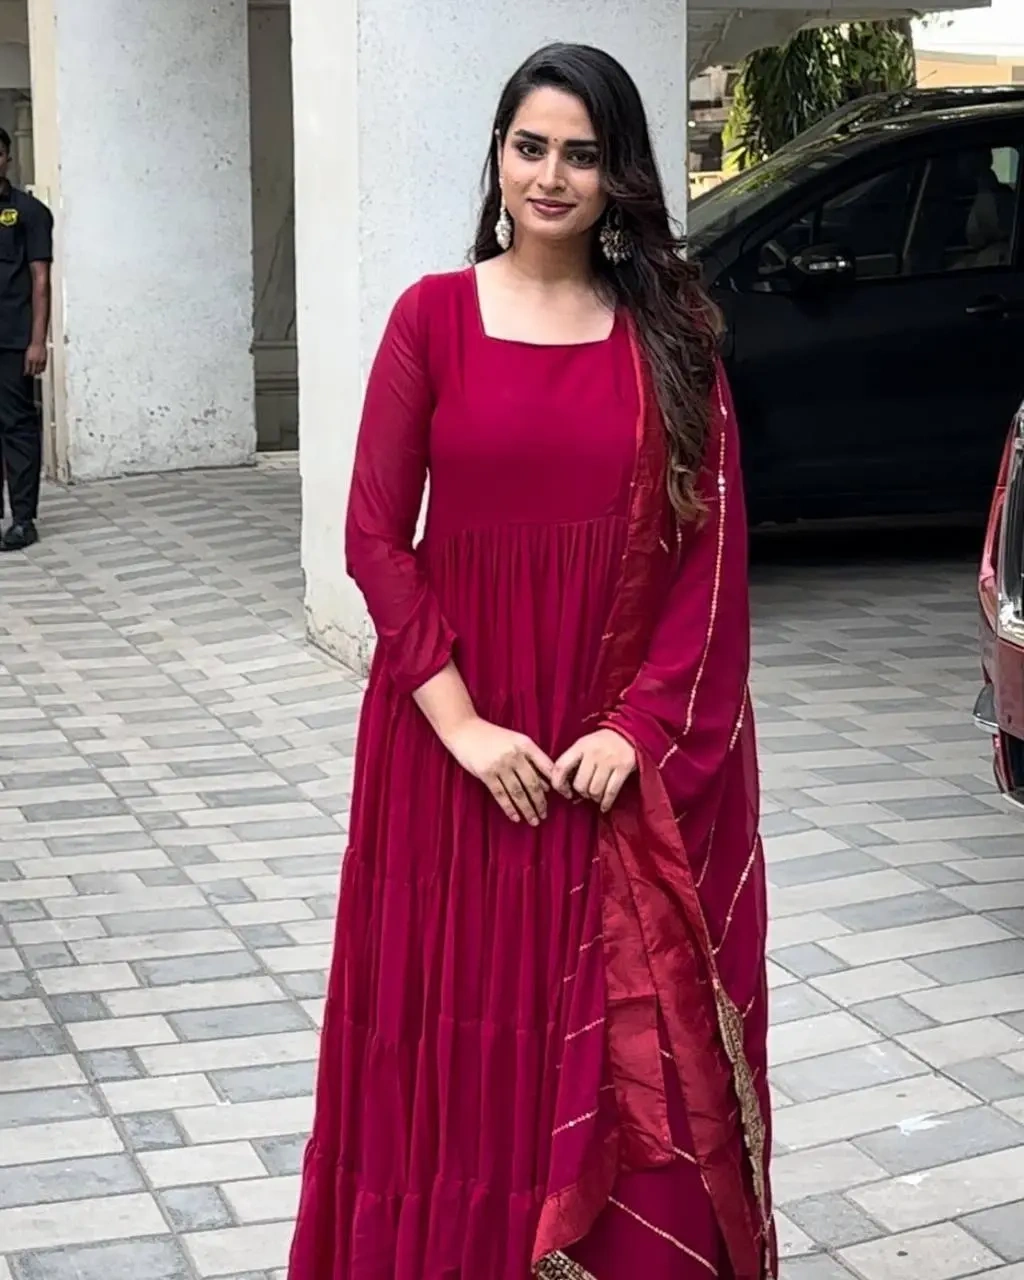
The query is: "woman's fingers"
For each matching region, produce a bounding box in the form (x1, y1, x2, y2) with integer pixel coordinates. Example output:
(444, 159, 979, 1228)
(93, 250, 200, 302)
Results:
(551, 744, 584, 798)
(586, 763, 611, 804)
(573, 758, 598, 800)
(501, 770, 543, 826)
(523, 742, 556, 782)
(486, 777, 521, 823)
(600, 766, 630, 813)
(514, 760, 549, 822)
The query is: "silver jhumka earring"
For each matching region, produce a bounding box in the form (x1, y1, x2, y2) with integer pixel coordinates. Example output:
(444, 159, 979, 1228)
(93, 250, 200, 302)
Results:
(599, 207, 631, 265)
(495, 194, 513, 251)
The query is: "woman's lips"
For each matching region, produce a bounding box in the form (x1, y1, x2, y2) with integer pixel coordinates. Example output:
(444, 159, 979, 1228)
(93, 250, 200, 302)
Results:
(529, 199, 574, 216)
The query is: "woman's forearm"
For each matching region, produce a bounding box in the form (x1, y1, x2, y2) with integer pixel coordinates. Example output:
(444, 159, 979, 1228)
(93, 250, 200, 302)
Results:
(412, 661, 478, 747)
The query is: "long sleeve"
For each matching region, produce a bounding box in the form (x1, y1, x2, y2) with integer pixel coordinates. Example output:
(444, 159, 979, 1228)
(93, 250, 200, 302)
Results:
(604, 363, 750, 812)
(345, 281, 456, 693)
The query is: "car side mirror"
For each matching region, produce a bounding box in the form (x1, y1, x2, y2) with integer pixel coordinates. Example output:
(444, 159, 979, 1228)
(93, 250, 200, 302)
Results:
(789, 244, 856, 290)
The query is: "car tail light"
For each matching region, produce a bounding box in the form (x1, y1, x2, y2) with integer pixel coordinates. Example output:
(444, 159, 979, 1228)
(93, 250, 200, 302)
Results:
(998, 405, 1024, 646)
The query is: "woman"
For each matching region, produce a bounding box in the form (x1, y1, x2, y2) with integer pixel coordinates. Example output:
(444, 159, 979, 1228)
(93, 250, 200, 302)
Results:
(289, 42, 774, 1280)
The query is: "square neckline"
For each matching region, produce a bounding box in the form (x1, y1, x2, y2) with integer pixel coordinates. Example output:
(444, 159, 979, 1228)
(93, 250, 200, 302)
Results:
(467, 265, 620, 349)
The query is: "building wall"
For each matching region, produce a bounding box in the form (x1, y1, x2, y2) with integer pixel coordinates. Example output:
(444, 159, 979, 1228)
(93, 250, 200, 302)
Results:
(917, 50, 1024, 88)
(28, 0, 256, 481)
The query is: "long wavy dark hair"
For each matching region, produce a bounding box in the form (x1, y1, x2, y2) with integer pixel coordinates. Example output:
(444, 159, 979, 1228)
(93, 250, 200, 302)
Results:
(473, 43, 722, 522)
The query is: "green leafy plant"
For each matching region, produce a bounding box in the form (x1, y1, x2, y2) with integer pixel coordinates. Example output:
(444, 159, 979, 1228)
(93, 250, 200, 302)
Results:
(726, 20, 916, 170)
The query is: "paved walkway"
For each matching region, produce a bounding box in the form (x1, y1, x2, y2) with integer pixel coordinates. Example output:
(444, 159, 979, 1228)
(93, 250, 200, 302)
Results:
(1, 459, 1023, 1280)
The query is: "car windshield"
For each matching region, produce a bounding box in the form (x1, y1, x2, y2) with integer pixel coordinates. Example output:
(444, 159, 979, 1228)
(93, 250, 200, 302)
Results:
(792, 96, 892, 149)
(688, 140, 848, 253)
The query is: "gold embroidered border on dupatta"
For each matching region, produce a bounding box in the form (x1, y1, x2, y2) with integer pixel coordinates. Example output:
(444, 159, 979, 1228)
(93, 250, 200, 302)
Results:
(536, 1251, 596, 1280)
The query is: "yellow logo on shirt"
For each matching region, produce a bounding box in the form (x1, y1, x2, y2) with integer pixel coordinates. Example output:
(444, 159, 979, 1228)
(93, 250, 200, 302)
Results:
(0, 209, 17, 227)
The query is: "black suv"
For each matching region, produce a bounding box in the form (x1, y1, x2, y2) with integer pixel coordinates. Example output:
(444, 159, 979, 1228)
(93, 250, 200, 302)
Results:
(691, 96, 1024, 525)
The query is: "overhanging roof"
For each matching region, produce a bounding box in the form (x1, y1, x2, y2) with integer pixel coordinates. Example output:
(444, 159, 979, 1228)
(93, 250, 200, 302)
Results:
(690, 0, 993, 72)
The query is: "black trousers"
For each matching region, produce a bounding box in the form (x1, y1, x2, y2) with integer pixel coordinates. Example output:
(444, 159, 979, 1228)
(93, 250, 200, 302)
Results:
(0, 349, 41, 523)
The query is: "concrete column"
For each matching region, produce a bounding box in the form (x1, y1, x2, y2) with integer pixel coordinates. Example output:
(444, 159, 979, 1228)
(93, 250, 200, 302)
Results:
(27, 0, 256, 482)
(293, 0, 689, 671)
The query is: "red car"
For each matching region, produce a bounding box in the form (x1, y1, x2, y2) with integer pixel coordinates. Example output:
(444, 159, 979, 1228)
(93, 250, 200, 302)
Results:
(977, 400, 1024, 805)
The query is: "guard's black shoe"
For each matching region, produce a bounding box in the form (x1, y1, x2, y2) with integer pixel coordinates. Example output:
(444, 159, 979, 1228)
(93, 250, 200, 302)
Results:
(0, 521, 38, 551)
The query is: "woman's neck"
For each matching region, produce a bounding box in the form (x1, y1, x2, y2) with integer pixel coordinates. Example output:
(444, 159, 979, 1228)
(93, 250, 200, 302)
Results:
(505, 235, 592, 289)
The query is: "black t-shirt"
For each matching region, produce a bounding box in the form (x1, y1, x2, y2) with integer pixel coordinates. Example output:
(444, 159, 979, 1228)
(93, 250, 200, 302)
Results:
(0, 184, 53, 351)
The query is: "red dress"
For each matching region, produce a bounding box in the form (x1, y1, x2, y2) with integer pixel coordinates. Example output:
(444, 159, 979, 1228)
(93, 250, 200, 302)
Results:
(289, 269, 774, 1280)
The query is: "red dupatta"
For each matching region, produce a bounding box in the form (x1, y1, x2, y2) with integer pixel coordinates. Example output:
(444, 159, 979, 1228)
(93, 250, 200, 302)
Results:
(533, 328, 775, 1279)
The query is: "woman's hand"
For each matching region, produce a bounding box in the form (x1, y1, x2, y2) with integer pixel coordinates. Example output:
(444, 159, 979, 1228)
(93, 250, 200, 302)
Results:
(552, 729, 637, 813)
(443, 717, 554, 826)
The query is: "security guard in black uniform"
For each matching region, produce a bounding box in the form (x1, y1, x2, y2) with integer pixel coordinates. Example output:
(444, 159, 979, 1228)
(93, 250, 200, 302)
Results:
(0, 127, 52, 552)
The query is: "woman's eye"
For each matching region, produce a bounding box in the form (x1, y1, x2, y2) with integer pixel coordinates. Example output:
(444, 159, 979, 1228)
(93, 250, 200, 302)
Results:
(516, 142, 543, 159)
(569, 151, 598, 168)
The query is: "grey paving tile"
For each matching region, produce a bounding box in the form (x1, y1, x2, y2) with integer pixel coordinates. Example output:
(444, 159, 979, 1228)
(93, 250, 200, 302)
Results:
(945, 1058, 1024, 1103)
(279, 972, 326, 1000)
(0, 1152, 143, 1209)
(778, 1260, 857, 1280)
(133, 952, 263, 987)
(883, 796, 994, 819)
(253, 1134, 308, 1176)
(825, 892, 969, 932)
(0, 1085, 103, 1127)
(911, 940, 1024, 985)
(0, 973, 34, 997)
(957, 835, 1024, 859)
(8, 1237, 191, 1280)
(119, 1112, 188, 1151)
(157, 1185, 234, 1232)
(20, 942, 75, 968)
(773, 943, 851, 979)
(959, 1199, 1024, 1262)
(77, 1049, 142, 1083)
(203, 880, 257, 905)
(102, 907, 224, 936)
(991, 909, 1024, 937)
(786, 1192, 886, 1248)
(0, 1026, 66, 1059)
(910, 863, 973, 888)
(236, 924, 294, 949)
(50, 993, 109, 1021)
(772, 1042, 928, 1104)
(136, 868, 193, 887)
(211, 1061, 315, 1103)
(771, 983, 839, 1025)
(168, 1003, 312, 1042)
(851, 997, 937, 1037)
(854, 1105, 1024, 1176)
(770, 850, 887, 888)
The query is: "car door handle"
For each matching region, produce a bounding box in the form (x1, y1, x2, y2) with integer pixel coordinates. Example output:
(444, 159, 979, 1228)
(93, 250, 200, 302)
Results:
(966, 295, 1009, 318)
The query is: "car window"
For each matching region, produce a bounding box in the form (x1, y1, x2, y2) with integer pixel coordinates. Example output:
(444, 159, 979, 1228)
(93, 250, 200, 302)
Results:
(752, 161, 918, 281)
(904, 145, 1021, 276)
(748, 142, 1023, 284)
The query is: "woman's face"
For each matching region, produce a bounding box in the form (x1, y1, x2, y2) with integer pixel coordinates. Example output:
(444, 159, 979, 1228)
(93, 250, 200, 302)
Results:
(499, 86, 607, 248)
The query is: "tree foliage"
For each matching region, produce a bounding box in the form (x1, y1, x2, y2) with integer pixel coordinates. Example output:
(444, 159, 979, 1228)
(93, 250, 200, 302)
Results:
(725, 20, 916, 171)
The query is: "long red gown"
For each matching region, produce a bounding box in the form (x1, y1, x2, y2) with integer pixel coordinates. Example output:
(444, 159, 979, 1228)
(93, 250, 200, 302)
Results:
(288, 269, 774, 1280)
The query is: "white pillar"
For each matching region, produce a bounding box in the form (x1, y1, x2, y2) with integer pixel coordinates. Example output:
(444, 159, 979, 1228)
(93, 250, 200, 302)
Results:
(27, 0, 255, 482)
(293, 0, 689, 671)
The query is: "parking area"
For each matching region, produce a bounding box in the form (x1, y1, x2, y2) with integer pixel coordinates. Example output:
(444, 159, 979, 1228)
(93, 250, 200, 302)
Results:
(1, 459, 1023, 1280)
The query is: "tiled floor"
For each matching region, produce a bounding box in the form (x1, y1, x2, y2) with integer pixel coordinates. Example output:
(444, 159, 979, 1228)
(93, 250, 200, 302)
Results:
(1, 457, 1023, 1280)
